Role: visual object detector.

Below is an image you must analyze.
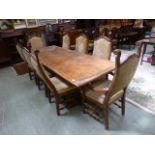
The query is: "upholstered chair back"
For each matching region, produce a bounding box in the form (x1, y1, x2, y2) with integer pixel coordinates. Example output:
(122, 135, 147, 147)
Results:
(34, 50, 58, 94)
(16, 44, 26, 62)
(75, 34, 88, 54)
(62, 33, 70, 49)
(108, 50, 140, 99)
(93, 36, 112, 59)
(27, 36, 44, 53)
(22, 48, 34, 70)
(30, 55, 45, 81)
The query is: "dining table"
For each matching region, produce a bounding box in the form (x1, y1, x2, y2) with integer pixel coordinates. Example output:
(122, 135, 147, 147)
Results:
(38, 46, 115, 88)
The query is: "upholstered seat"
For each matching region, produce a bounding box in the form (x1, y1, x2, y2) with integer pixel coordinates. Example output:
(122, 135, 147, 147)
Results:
(85, 79, 123, 107)
(50, 77, 75, 95)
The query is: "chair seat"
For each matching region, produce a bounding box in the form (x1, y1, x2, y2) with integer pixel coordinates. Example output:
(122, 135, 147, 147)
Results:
(85, 79, 124, 107)
(50, 77, 76, 95)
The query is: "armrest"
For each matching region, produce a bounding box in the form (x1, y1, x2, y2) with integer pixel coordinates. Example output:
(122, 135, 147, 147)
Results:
(87, 83, 108, 95)
(93, 87, 108, 95)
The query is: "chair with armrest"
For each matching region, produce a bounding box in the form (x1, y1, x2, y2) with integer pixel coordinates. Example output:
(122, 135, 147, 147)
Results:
(34, 50, 79, 115)
(62, 32, 70, 49)
(93, 36, 112, 60)
(75, 33, 89, 54)
(82, 44, 142, 129)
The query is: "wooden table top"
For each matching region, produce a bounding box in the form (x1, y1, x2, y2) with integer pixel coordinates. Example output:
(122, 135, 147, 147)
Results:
(39, 46, 115, 87)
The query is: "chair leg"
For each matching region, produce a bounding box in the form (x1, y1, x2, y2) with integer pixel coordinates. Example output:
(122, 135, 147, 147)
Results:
(121, 90, 126, 115)
(34, 73, 42, 90)
(45, 84, 48, 97)
(37, 77, 42, 90)
(28, 68, 33, 80)
(47, 88, 52, 103)
(34, 72, 38, 85)
(104, 106, 109, 130)
(55, 97, 61, 116)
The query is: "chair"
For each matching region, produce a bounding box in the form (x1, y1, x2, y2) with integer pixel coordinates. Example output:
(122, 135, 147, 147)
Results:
(27, 36, 44, 53)
(82, 45, 142, 129)
(16, 43, 26, 62)
(139, 28, 155, 65)
(30, 53, 45, 90)
(34, 50, 79, 115)
(62, 32, 70, 49)
(93, 36, 112, 59)
(22, 47, 35, 80)
(75, 33, 88, 54)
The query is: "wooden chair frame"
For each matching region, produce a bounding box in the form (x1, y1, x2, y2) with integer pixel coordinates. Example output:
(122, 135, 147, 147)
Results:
(34, 50, 79, 115)
(83, 43, 142, 129)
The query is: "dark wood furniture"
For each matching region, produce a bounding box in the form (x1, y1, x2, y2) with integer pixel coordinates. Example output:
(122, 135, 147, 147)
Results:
(0, 39, 11, 64)
(137, 30, 155, 65)
(82, 46, 142, 129)
(138, 38, 155, 65)
(35, 50, 79, 115)
(38, 46, 115, 87)
(0, 29, 26, 64)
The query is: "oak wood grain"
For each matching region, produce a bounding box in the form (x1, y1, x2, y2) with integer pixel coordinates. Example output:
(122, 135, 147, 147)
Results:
(39, 46, 115, 87)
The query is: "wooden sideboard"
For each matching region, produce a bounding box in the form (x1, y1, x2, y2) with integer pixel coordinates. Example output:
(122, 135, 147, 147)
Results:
(0, 29, 26, 65)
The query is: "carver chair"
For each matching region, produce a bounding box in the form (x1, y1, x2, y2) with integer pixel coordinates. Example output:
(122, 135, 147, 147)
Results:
(82, 45, 142, 129)
(34, 50, 79, 115)
(75, 33, 89, 54)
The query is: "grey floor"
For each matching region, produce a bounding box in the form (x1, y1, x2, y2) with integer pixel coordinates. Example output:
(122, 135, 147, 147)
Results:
(0, 67, 155, 135)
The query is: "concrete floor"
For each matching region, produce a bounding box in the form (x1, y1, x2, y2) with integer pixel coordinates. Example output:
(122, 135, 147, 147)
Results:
(0, 67, 155, 135)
